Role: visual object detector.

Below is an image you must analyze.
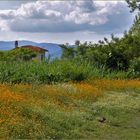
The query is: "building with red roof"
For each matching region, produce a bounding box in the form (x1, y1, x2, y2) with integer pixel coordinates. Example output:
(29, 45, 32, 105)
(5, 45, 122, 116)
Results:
(14, 41, 48, 61)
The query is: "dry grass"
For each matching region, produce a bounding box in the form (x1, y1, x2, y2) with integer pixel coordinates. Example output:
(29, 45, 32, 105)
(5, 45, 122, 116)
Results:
(89, 79, 140, 91)
(0, 84, 25, 102)
(0, 79, 140, 139)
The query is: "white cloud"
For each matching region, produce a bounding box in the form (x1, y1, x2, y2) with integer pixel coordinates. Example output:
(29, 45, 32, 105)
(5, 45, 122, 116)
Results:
(0, 20, 9, 31)
(0, 0, 130, 33)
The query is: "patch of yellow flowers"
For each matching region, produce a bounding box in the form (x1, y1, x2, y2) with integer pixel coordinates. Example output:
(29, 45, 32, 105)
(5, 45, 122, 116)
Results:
(0, 79, 140, 125)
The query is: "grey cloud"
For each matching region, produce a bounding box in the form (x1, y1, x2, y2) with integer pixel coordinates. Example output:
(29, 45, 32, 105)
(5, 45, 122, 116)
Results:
(9, 19, 93, 33)
(0, 1, 132, 33)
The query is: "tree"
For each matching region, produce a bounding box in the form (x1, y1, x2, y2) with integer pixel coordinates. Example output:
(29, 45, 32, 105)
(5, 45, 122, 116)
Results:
(75, 40, 80, 46)
(76, 43, 87, 58)
(106, 50, 129, 71)
(126, 0, 140, 12)
(129, 13, 140, 35)
(60, 44, 75, 59)
(130, 57, 140, 76)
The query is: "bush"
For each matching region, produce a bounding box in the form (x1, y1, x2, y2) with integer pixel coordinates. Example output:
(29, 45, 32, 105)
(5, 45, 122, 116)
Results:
(129, 57, 140, 77)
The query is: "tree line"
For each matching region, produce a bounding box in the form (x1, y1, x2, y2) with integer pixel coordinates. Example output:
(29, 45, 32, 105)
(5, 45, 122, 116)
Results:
(60, 0, 140, 76)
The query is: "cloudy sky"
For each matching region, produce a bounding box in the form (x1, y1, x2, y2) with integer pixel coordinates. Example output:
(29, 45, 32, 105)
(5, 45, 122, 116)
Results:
(0, 0, 135, 44)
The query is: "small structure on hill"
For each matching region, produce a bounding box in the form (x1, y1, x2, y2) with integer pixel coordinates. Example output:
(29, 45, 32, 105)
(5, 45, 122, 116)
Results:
(15, 40, 18, 48)
(14, 41, 48, 61)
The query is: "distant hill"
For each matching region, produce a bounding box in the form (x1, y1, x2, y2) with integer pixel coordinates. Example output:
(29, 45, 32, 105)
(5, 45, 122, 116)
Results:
(0, 40, 62, 59)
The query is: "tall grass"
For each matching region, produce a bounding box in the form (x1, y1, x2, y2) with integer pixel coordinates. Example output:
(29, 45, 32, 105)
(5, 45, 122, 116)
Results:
(0, 59, 132, 84)
(0, 60, 98, 84)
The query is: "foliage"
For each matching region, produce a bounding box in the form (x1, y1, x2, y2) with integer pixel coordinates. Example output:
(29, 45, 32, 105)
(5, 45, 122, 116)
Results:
(60, 44, 76, 60)
(0, 48, 37, 61)
(126, 0, 140, 12)
(0, 59, 132, 84)
(130, 57, 140, 77)
(0, 60, 98, 84)
(106, 50, 129, 71)
(60, 14, 140, 74)
(0, 1, 140, 82)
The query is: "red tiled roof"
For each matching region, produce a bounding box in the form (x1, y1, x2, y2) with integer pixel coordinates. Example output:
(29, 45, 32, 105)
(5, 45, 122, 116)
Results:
(21, 45, 48, 52)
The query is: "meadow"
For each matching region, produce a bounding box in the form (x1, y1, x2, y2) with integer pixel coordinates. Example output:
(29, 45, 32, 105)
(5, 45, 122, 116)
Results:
(0, 39, 139, 139)
(0, 79, 140, 139)
(1, 0, 140, 139)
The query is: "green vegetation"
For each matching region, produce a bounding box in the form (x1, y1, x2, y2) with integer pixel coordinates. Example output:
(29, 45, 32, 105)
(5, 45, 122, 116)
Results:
(0, 60, 133, 84)
(0, 0, 140, 83)
(60, 30, 140, 73)
(0, 80, 140, 139)
(0, 1, 140, 139)
(1, 22, 140, 83)
(126, 0, 140, 12)
(0, 48, 37, 61)
(1, 30, 140, 84)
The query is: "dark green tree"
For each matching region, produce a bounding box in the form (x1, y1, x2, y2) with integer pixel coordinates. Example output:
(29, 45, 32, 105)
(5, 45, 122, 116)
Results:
(126, 0, 140, 12)
(60, 44, 76, 59)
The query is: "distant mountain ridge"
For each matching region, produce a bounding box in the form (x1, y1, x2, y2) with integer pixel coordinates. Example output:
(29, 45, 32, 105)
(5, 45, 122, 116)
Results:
(0, 40, 62, 59)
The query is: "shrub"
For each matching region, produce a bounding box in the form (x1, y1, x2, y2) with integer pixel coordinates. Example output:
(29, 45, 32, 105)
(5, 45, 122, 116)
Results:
(129, 57, 140, 77)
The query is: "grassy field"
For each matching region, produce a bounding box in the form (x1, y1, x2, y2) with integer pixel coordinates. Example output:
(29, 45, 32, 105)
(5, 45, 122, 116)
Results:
(0, 79, 140, 139)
